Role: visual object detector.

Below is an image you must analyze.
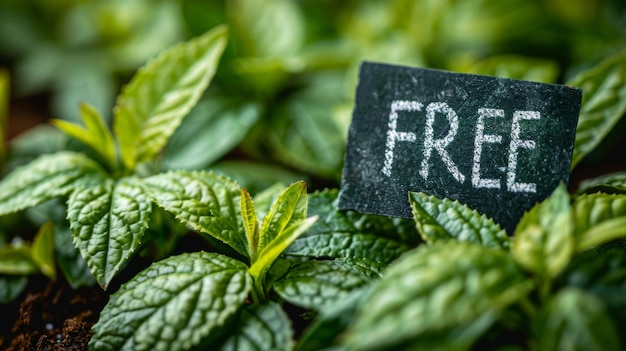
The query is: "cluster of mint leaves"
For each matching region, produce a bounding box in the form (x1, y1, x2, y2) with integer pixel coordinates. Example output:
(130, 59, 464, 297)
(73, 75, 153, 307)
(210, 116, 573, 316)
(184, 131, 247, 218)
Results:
(0, 21, 625, 350)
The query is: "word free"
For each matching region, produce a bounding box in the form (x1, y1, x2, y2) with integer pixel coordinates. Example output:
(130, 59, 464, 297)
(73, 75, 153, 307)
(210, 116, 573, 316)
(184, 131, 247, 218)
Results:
(339, 62, 582, 233)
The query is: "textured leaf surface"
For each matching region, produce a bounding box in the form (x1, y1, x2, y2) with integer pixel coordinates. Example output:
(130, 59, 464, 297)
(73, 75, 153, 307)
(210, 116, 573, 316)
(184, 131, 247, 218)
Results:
(217, 302, 293, 351)
(142, 171, 246, 256)
(114, 25, 228, 169)
(409, 191, 509, 249)
(573, 193, 626, 251)
(569, 54, 626, 169)
(274, 259, 374, 311)
(68, 177, 151, 289)
(286, 189, 418, 264)
(90, 252, 251, 351)
(536, 289, 620, 351)
(512, 185, 574, 278)
(0, 151, 106, 216)
(346, 241, 532, 350)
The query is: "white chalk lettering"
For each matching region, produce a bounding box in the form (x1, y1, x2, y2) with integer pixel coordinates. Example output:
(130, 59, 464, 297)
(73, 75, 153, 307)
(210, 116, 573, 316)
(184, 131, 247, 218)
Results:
(507, 111, 540, 192)
(381, 98, 539, 193)
(472, 108, 504, 189)
(420, 102, 465, 183)
(382, 100, 422, 176)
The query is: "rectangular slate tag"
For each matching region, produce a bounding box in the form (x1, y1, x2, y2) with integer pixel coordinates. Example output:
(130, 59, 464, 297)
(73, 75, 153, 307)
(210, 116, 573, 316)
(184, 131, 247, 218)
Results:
(338, 61, 582, 233)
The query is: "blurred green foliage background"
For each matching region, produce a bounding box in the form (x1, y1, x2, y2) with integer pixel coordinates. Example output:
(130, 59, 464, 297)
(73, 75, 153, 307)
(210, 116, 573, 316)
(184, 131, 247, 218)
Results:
(0, 0, 624, 190)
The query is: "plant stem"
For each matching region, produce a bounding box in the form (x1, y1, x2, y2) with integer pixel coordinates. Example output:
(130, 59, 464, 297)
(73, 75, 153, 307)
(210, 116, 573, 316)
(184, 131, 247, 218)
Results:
(251, 276, 267, 304)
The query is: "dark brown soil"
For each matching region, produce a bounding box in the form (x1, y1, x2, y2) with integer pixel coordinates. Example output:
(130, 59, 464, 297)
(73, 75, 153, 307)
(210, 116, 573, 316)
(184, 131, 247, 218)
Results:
(0, 277, 107, 351)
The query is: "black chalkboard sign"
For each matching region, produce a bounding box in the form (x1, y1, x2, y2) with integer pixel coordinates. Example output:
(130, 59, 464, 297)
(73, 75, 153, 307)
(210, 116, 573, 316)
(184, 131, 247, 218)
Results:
(338, 62, 582, 233)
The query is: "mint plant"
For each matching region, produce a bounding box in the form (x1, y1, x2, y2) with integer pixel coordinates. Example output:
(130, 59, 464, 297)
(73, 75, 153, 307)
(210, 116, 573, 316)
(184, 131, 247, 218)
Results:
(291, 55, 626, 351)
(0, 25, 229, 289)
(0, 23, 420, 349)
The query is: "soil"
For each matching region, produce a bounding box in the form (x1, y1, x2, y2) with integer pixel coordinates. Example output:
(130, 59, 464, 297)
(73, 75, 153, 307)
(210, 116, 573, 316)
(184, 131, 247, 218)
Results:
(1, 86, 626, 350)
(0, 276, 107, 351)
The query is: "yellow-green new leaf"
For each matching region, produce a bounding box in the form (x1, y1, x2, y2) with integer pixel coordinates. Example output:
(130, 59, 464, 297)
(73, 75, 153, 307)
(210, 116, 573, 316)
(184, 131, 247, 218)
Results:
(114, 25, 228, 170)
(31, 222, 56, 280)
(0, 244, 37, 275)
(512, 184, 574, 279)
(52, 103, 116, 170)
(248, 216, 317, 297)
(241, 188, 259, 261)
(257, 181, 308, 257)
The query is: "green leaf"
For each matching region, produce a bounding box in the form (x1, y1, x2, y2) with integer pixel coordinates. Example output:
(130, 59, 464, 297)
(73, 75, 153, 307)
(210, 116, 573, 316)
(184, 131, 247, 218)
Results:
(512, 184, 574, 279)
(273, 259, 374, 311)
(569, 54, 626, 169)
(4, 125, 69, 172)
(0, 275, 28, 304)
(0, 244, 37, 275)
(52, 102, 117, 170)
(256, 181, 308, 258)
(241, 188, 259, 261)
(536, 289, 621, 351)
(31, 221, 56, 280)
(142, 171, 247, 256)
(286, 189, 418, 264)
(296, 287, 370, 351)
(0, 69, 8, 165)
(577, 172, 626, 194)
(557, 242, 626, 326)
(216, 302, 293, 351)
(344, 242, 533, 351)
(252, 182, 288, 221)
(267, 98, 345, 179)
(409, 192, 509, 250)
(54, 225, 96, 288)
(0, 151, 107, 216)
(248, 216, 317, 300)
(573, 193, 626, 252)
(227, 0, 304, 57)
(90, 252, 251, 351)
(163, 97, 260, 170)
(68, 177, 152, 289)
(113, 25, 228, 170)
